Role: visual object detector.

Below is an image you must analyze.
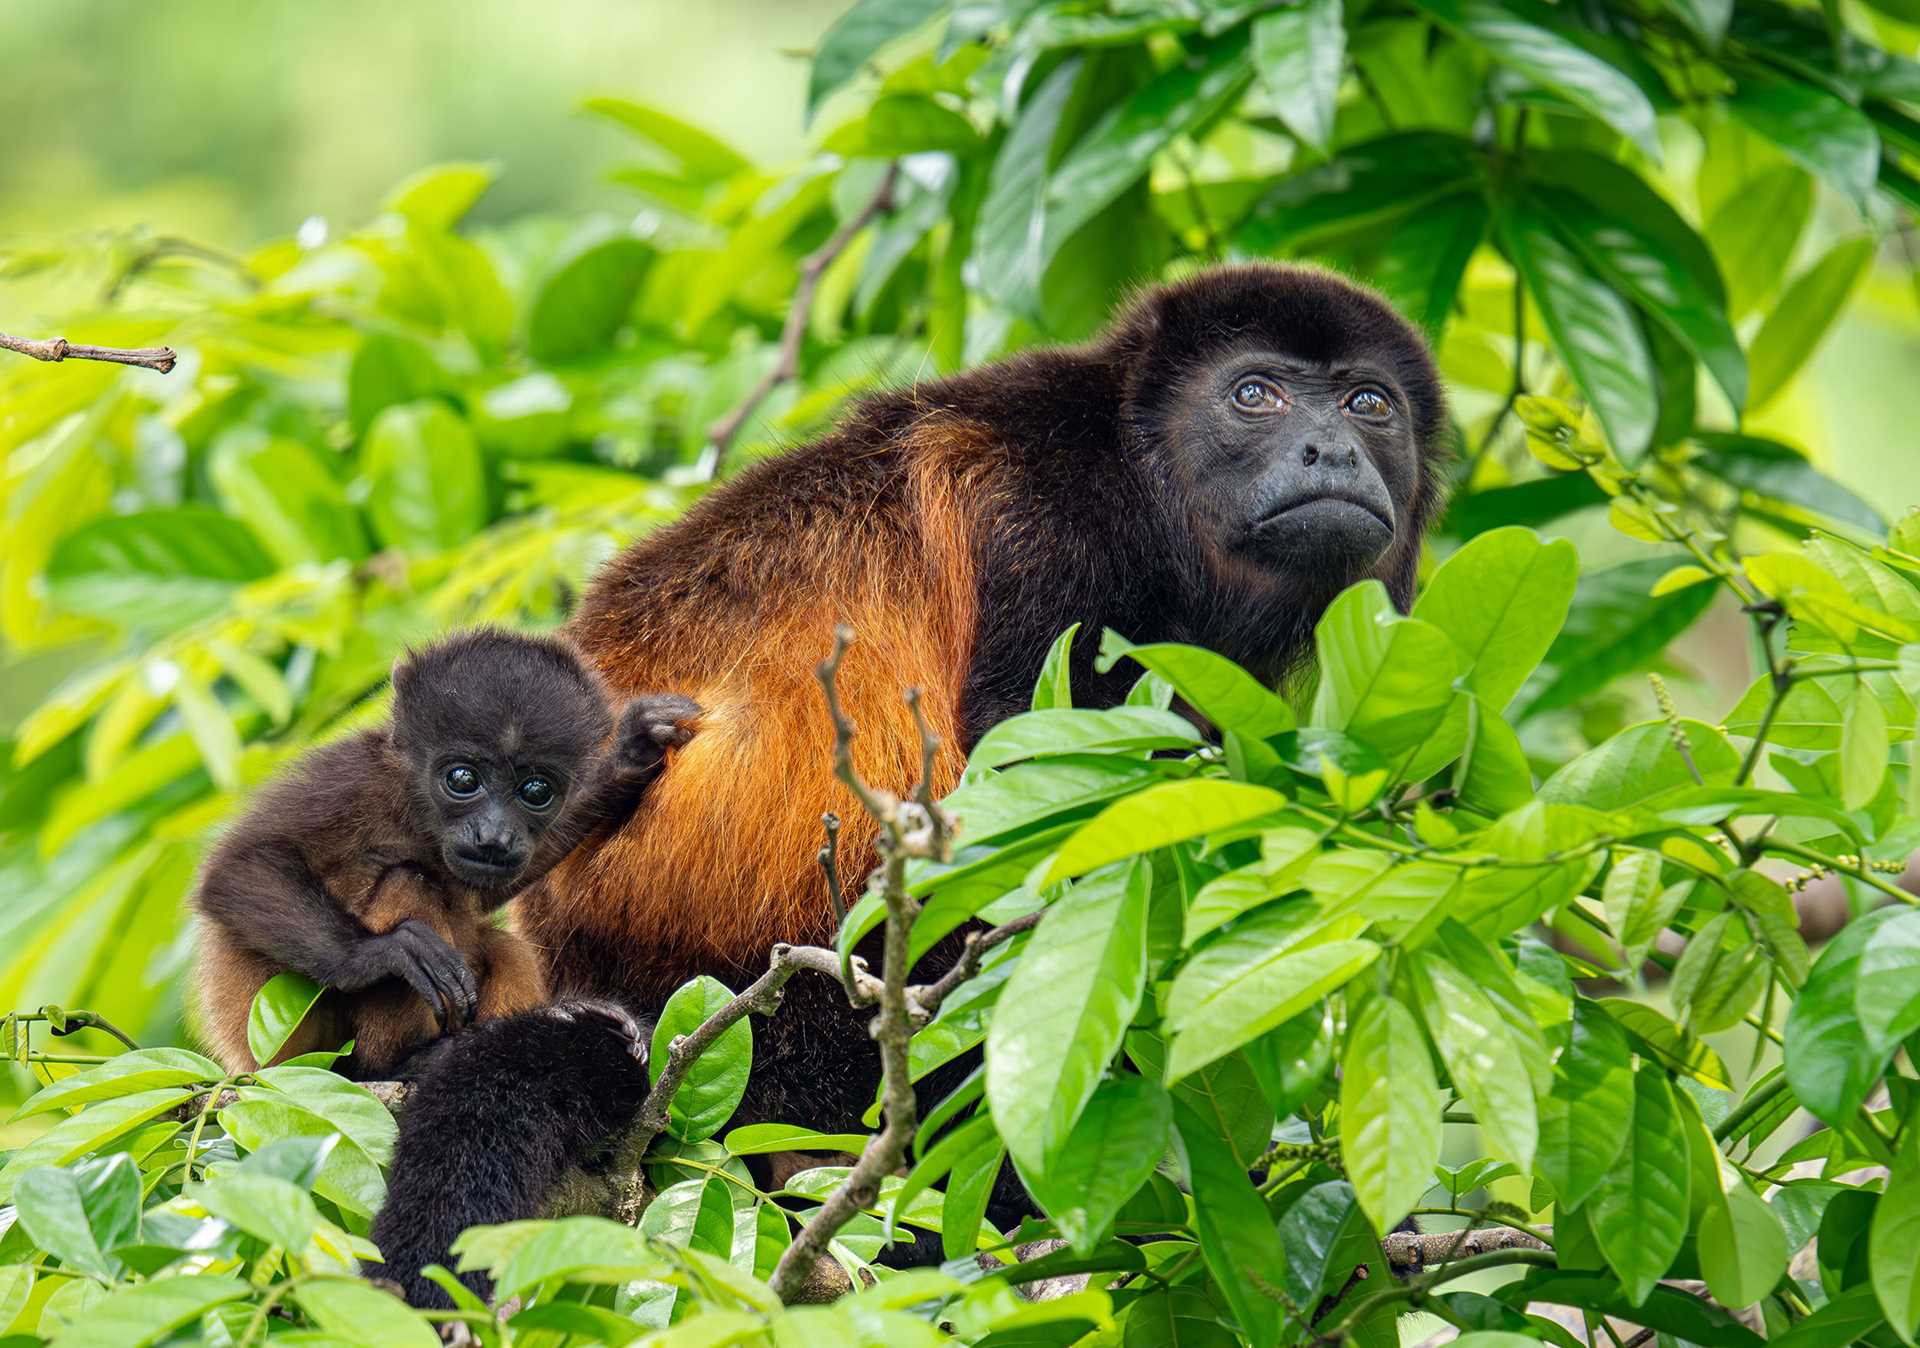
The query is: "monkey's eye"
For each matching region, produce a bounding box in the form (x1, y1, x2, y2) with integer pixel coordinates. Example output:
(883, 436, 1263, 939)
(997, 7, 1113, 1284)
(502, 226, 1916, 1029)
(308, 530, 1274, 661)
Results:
(444, 765, 481, 798)
(1344, 387, 1392, 419)
(1231, 378, 1281, 412)
(517, 776, 556, 810)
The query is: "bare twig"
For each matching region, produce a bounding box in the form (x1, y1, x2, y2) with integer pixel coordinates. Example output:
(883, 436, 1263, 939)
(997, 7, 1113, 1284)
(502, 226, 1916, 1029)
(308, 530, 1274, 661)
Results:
(101, 236, 257, 306)
(818, 812, 845, 924)
(909, 910, 1042, 1024)
(0, 332, 177, 373)
(768, 624, 948, 1302)
(703, 164, 901, 478)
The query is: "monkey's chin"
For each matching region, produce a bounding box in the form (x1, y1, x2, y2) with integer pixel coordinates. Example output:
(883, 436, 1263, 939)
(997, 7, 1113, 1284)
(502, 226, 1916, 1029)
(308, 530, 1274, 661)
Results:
(1238, 500, 1393, 579)
(445, 852, 526, 894)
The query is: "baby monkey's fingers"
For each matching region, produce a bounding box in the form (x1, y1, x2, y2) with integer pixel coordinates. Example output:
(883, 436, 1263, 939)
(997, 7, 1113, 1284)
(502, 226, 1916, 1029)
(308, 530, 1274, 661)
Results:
(385, 920, 479, 1032)
(616, 693, 703, 762)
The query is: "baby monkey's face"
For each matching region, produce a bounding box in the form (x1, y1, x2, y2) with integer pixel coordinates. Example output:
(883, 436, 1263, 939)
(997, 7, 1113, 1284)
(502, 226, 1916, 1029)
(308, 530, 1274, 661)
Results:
(420, 743, 576, 892)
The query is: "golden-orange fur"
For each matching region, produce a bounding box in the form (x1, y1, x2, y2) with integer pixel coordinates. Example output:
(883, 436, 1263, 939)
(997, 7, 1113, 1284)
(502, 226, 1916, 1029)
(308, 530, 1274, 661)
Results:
(530, 424, 994, 986)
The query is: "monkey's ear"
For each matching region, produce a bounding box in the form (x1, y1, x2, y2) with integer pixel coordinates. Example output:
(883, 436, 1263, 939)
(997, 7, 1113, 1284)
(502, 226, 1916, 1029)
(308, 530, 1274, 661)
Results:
(390, 650, 420, 698)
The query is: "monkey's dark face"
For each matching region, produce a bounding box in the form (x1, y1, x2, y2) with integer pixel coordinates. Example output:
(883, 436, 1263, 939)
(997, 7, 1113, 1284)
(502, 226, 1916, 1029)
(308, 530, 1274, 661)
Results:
(414, 744, 579, 892)
(1172, 347, 1421, 583)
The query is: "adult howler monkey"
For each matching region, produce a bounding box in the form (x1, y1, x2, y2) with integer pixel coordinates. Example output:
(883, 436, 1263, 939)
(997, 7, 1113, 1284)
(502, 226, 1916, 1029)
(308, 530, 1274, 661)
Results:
(377, 264, 1448, 1286)
(191, 628, 699, 1079)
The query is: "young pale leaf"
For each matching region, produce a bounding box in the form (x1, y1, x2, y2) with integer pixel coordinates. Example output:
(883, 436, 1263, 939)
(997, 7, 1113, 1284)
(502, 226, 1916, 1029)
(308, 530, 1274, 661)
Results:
(13, 1047, 222, 1119)
(1600, 849, 1677, 971)
(986, 861, 1148, 1176)
(1598, 998, 1732, 1089)
(0, 1087, 197, 1203)
(969, 707, 1202, 771)
(47, 1276, 252, 1348)
(1251, 0, 1344, 153)
(1340, 996, 1442, 1234)
(1030, 623, 1080, 711)
(1688, 1121, 1789, 1309)
(247, 972, 327, 1068)
(1043, 779, 1288, 884)
(1749, 236, 1877, 411)
(1587, 1063, 1690, 1305)
(1871, 1119, 1920, 1343)
(649, 975, 753, 1142)
(1171, 1099, 1285, 1348)
(360, 401, 487, 554)
(297, 1277, 440, 1348)
(1411, 526, 1579, 711)
(1536, 999, 1634, 1210)
(1166, 926, 1378, 1081)
(1670, 913, 1768, 1035)
(1096, 631, 1295, 738)
(1311, 582, 1462, 758)
(1411, 953, 1537, 1173)
(1021, 1074, 1171, 1255)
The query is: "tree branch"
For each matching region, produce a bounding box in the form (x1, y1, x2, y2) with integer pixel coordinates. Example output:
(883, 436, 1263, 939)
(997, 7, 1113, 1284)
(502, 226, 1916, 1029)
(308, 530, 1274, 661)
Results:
(0, 332, 177, 373)
(703, 164, 900, 478)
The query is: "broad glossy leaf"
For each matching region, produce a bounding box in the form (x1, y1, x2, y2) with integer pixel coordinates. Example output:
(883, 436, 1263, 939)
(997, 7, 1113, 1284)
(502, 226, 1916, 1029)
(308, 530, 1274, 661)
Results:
(527, 234, 652, 364)
(1239, 131, 1482, 254)
(1022, 1074, 1171, 1255)
(1858, 910, 1920, 1056)
(297, 1277, 439, 1348)
(14, 1046, 221, 1118)
(1243, 1004, 1335, 1118)
(247, 971, 326, 1067)
(15, 1154, 140, 1281)
(1747, 237, 1876, 410)
(1706, 165, 1814, 321)
(208, 428, 369, 568)
(0, 1088, 195, 1202)
(724, 1124, 870, 1157)
(940, 1120, 1005, 1260)
(1670, 911, 1767, 1035)
(1785, 907, 1903, 1127)
(1727, 74, 1879, 212)
(1251, 0, 1344, 153)
(48, 508, 274, 629)
(1872, 1121, 1920, 1342)
(1599, 848, 1679, 970)
(1030, 623, 1079, 711)
(1411, 0, 1660, 156)
(969, 707, 1202, 770)
(1841, 685, 1891, 809)
(1685, 1098, 1788, 1310)
(986, 861, 1148, 1175)
(1172, 1099, 1285, 1348)
(1311, 581, 1462, 758)
(972, 57, 1084, 322)
(1412, 526, 1578, 710)
(1412, 953, 1537, 1172)
(943, 753, 1165, 846)
(1365, 191, 1488, 334)
(48, 1275, 251, 1348)
(1044, 779, 1288, 884)
(1598, 997, 1732, 1089)
(650, 975, 753, 1142)
(580, 97, 749, 180)
(1498, 197, 1657, 459)
(359, 401, 486, 553)
(807, 0, 948, 116)
(1522, 559, 1715, 715)
(347, 333, 454, 437)
(1340, 996, 1442, 1234)
(218, 1096, 385, 1216)
(1127, 1031, 1273, 1171)
(1096, 631, 1295, 738)
(196, 1171, 319, 1252)
(1536, 999, 1633, 1209)
(1588, 1063, 1690, 1304)
(1691, 433, 1882, 534)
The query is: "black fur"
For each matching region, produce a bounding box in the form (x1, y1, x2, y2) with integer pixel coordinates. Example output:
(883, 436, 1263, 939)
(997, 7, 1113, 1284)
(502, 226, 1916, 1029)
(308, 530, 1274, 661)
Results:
(366, 1000, 652, 1307)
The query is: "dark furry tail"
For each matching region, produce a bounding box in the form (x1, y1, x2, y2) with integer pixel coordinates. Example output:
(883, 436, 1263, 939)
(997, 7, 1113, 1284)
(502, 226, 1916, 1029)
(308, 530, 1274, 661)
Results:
(366, 1000, 651, 1307)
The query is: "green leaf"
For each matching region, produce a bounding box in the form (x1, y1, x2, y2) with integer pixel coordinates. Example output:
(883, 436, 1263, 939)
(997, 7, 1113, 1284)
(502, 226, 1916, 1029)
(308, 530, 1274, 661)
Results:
(807, 0, 948, 116)
(1412, 953, 1537, 1172)
(1706, 166, 1814, 321)
(1746, 237, 1876, 410)
(1683, 1096, 1788, 1311)
(1784, 907, 1905, 1128)
(1243, 1004, 1336, 1119)
(297, 1277, 439, 1348)
(358, 401, 487, 554)
(1044, 779, 1288, 884)
(986, 860, 1149, 1175)
(195, 1171, 319, 1251)
(580, 97, 749, 180)
(1172, 1099, 1285, 1348)
(1728, 75, 1879, 213)
(47, 507, 275, 629)
(650, 975, 753, 1142)
(1239, 131, 1482, 254)
(208, 428, 370, 568)
(218, 1096, 385, 1217)
(1599, 848, 1683, 970)
(1598, 997, 1732, 1090)
(526, 233, 652, 364)
(1168, 931, 1377, 1081)
(1588, 1063, 1690, 1305)
(487, 1216, 666, 1298)
(15, 1154, 140, 1281)
(1128, 1032, 1274, 1171)
(1251, 0, 1345, 154)
(1857, 910, 1920, 1056)
(47, 1275, 251, 1348)
(1030, 623, 1079, 711)
(972, 57, 1085, 322)
(1498, 197, 1658, 459)
(1670, 911, 1768, 1035)
(1665, 0, 1732, 45)
(940, 1120, 1006, 1260)
(247, 972, 326, 1068)
(1022, 1074, 1171, 1255)
(723, 1123, 871, 1156)
(1841, 684, 1892, 810)
(1096, 631, 1295, 738)
(1873, 1121, 1920, 1343)
(1410, 0, 1660, 156)
(941, 754, 1165, 847)
(1340, 996, 1443, 1234)
(1310, 582, 1462, 759)
(969, 707, 1203, 771)
(0, 1088, 194, 1202)
(1365, 191, 1489, 334)
(1412, 526, 1579, 710)
(1523, 559, 1716, 715)
(1536, 999, 1634, 1209)
(15, 1046, 221, 1119)
(383, 162, 496, 229)
(1690, 434, 1882, 535)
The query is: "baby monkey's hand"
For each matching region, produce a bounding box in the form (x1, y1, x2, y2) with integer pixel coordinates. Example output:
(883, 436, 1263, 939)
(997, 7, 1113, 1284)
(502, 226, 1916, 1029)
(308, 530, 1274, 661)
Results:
(615, 693, 702, 776)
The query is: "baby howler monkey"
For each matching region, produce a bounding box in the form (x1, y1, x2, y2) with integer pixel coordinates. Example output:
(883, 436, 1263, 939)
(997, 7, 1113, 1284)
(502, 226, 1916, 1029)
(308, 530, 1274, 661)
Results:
(190, 628, 699, 1078)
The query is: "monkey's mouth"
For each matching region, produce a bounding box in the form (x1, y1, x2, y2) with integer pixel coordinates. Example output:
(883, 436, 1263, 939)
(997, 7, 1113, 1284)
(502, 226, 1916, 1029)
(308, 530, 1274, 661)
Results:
(448, 849, 527, 887)
(1251, 492, 1393, 535)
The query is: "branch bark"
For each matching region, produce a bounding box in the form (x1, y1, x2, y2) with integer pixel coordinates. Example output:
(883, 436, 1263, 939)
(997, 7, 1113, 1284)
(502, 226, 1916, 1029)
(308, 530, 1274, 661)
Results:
(703, 164, 900, 479)
(0, 332, 177, 373)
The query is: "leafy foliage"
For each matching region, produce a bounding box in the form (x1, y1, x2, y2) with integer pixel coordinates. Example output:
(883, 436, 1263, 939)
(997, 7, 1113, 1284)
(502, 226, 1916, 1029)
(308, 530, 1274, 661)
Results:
(3, 0, 1920, 1342)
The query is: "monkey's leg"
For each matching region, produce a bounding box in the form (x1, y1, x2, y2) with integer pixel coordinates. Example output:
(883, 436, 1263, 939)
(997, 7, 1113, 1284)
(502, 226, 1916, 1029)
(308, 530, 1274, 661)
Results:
(474, 927, 549, 1020)
(365, 1000, 651, 1308)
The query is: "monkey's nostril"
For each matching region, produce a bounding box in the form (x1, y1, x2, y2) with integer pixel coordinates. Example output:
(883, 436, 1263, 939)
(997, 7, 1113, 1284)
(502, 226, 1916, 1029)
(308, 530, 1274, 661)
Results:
(1301, 444, 1319, 467)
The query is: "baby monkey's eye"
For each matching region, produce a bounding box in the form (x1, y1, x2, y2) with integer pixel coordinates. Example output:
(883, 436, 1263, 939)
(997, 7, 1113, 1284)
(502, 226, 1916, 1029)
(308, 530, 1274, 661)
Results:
(517, 776, 556, 810)
(1232, 378, 1281, 411)
(444, 765, 481, 797)
(1344, 387, 1392, 419)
